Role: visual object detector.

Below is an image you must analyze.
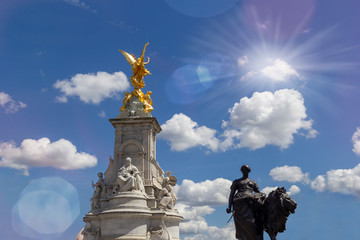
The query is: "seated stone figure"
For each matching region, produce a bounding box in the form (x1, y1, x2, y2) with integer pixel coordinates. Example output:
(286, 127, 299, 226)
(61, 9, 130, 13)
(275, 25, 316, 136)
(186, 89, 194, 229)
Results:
(113, 157, 146, 194)
(157, 185, 175, 210)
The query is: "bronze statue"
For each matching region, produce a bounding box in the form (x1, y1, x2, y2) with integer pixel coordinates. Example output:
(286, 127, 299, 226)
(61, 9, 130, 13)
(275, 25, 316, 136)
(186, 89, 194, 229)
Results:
(263, 187, 297, 240)
(227, 165, 266, 240)
(119, 43, 153, 113)
(227, 165, 297, 240)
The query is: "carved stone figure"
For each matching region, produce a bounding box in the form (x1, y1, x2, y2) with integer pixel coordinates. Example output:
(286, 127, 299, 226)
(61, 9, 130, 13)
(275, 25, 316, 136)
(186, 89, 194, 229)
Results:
(227, 165, 266, 240)
(162, 171, 177, 187)
(83, 223, 100, 240)
(90, 172, 105, 210)
(227, 165, 297, 240)
(113, 157, 146, 194)
(158, 185, 176, 210)
(263, 187, 297, 240)
(146, 221, 172, 240)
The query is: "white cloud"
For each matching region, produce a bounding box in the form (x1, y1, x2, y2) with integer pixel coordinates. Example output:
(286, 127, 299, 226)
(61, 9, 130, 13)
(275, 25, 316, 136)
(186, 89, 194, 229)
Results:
(270, 165, 310, 184)
(176, 203, 215, 221)
(98, 110, 107, 118)
(174, 178, 234, 237)
(177, 203, 214, 235)
(0, 92, 26, 113)
(180, 218, 209, 235)
(262, 185, 300, 196)
(159, 113, 220, 151)
(238, 55, 249, 66)
(261, 186, 278, 196)
(54, 71, 129, 104)
(160, 90, 316, 152)
(288, 185, 301, 195)
(0, 138, 97, 176)
(174, 178, 231, 206)
(311, 175, 326, 192)
(310, 164, 360, 197)
(55, 95, 68, 103)
(221, 89, 317, 150)
(183, 224, 235, 240)
(261, 59, 300, 82)
(352, 127, 360, 156)
(240, 71, 257, 81)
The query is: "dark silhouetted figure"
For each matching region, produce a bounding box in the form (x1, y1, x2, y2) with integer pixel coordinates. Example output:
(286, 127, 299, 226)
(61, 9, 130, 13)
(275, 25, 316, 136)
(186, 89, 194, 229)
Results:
(227, 165, 266, 240)
(226, 165, 297, 240)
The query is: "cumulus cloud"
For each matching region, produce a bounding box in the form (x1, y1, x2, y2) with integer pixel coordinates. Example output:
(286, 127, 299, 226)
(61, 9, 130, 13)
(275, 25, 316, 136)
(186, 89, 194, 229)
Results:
(177, 203, 215, 221)
(311, 175, 326, 192)
(177, 203, 214, 235)
(180, 218, 209, 235)
(0, 138, 97, 176)
(174, 178, 234, 237)
(159, 113, 220, 151)
(261, 186, 278, 196)
(174, 178, 231, 206)
(54, 71, 129, 104)
(261, 59, 300, 82)
(270, 165, 310, 184)
(160, 90, 316, 152)
(288, 185, 301, 195)
(221, 89, 317, 150)
(183, 224, 235, 240)
(262, 185, 300, 196)
(0, 92, 26, 113)
(352, 127, 360, 156)
(310, 164, 360, 197)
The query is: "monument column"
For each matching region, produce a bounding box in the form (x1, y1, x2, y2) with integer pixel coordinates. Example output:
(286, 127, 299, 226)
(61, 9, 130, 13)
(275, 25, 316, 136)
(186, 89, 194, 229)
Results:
(81, 43, 182, 240)
(108, 117, 163, 198)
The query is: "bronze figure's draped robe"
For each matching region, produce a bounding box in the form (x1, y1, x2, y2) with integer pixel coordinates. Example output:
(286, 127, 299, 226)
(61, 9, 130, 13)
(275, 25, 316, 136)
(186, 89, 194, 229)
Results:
(230, 178, 265, 240)
(227, 165, 266, 240)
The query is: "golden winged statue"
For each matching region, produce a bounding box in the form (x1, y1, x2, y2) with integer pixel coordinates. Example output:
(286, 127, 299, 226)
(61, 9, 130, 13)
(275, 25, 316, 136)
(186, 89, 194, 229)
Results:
(118, 43, 153, 113)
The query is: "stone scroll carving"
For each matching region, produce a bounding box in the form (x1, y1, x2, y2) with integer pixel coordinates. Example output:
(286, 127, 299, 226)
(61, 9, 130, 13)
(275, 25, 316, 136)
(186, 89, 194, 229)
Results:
(112, 157, 146, 195)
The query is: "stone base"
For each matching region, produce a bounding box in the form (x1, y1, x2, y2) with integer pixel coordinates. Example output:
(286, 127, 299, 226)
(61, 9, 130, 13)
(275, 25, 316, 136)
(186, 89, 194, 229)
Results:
(84, 192, 182, 240)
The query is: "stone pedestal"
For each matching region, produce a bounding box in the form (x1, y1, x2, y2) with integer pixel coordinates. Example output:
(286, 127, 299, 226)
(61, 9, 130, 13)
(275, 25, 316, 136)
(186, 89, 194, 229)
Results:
(83, 99, 182, 240)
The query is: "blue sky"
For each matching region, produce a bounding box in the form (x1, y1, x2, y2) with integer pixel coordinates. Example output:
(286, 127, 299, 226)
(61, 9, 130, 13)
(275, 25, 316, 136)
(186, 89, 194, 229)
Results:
(1, 0, 360, 239)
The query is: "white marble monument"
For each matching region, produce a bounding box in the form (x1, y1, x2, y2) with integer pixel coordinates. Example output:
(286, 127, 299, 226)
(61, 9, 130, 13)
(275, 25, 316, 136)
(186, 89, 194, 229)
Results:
(79, 43, 182, 240)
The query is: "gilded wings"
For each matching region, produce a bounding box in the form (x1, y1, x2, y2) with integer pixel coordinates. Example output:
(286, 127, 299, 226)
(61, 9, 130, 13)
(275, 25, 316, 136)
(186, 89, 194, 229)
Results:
(118, 43, 153, 113)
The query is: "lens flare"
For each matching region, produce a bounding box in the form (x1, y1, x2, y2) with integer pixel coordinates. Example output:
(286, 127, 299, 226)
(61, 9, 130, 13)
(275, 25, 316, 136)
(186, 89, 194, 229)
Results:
(165, 53, 236, 105)
(11, 177, 80, 239)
